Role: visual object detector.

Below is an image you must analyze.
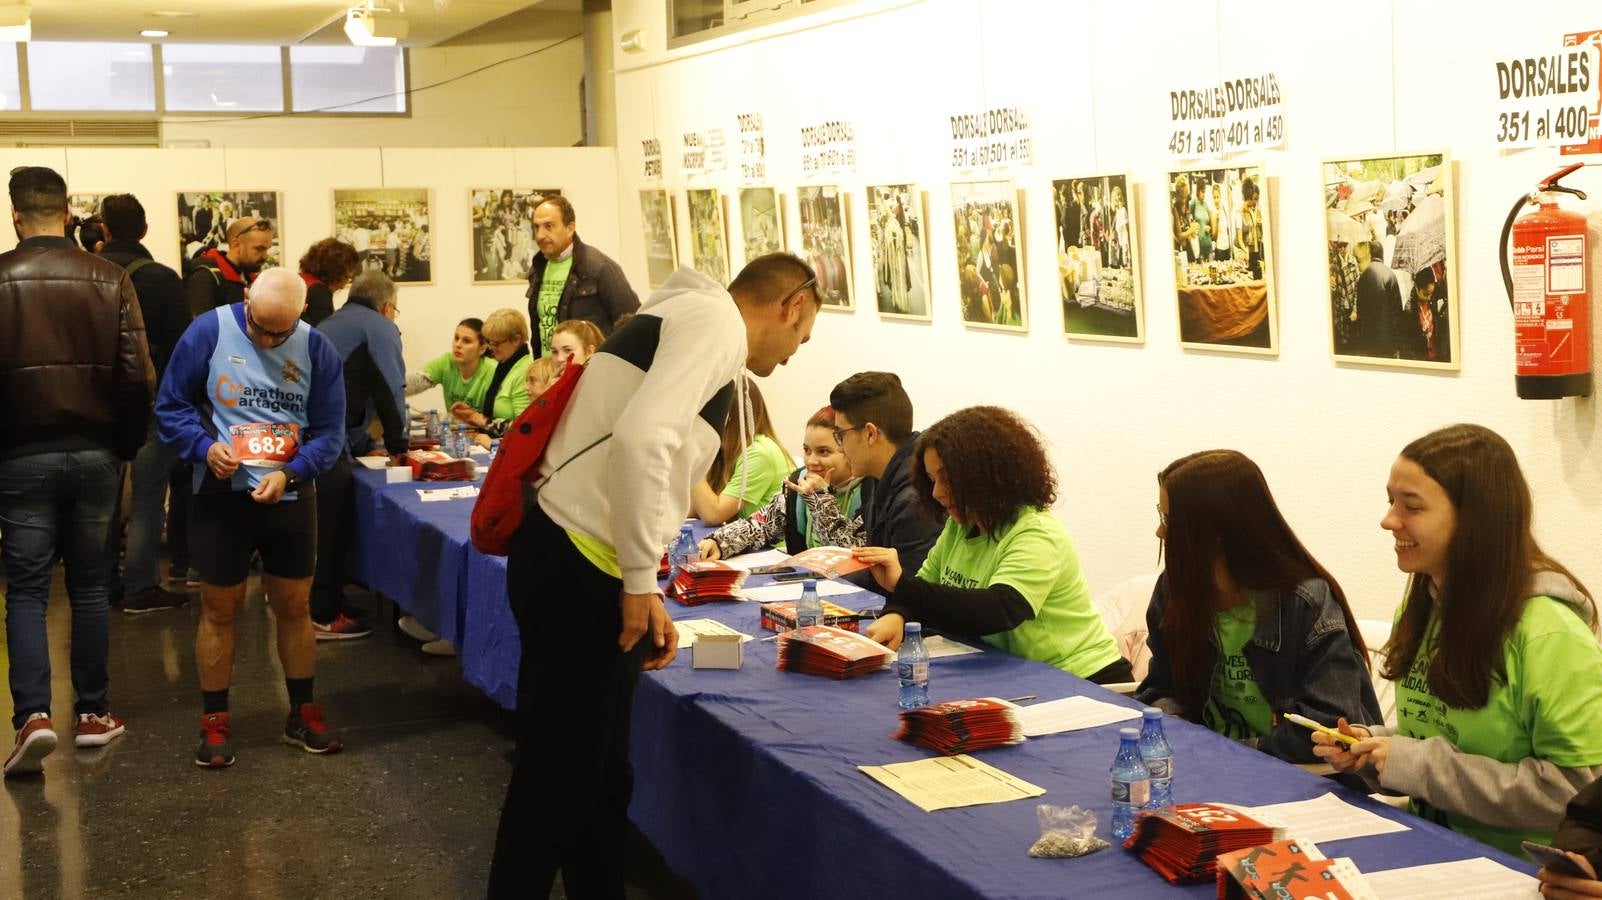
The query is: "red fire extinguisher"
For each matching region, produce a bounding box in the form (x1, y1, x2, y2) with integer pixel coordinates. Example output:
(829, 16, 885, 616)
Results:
(1500, 163, 1592, 399)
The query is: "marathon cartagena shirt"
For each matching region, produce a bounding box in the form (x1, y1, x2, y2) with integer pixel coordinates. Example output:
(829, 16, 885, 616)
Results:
(200, 305, 315, 493)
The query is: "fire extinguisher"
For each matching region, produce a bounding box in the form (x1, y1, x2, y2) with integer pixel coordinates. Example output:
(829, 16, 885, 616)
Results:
(1499, 163, 1592, 399)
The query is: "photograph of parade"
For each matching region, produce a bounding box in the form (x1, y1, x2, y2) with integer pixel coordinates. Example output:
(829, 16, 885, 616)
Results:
(738, 187, 784, 264)
(1168, 165, 1276, 353)
(333, 189, 431, 284)
(470, 187, 562, 284)
(950, 180, 1026, 332)
(1053, 174, 1142, 342)
(688, 188, 729, 283)
(794, 185, 851, 309)
(867, 184, 930, 321)
(177, 191, 282, 266)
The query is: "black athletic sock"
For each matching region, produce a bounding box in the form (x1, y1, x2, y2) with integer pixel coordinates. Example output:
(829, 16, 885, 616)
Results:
(202, 689, 229, 714)
(286, 677, 314, 711)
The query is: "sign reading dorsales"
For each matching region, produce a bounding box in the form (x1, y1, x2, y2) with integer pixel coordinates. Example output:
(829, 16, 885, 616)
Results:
(642, 138, 662, 180)
(1167, 73, 1285, 159)
(1491, 45, 1599, 149)
(799, 119, 857, 176)
(681, 132, 705, 175)
(949, 106, 1032, 171)
(737, 113, 766, 182)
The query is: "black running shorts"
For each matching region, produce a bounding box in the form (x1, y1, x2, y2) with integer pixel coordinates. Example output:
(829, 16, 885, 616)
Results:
(189, 487, 318, 585)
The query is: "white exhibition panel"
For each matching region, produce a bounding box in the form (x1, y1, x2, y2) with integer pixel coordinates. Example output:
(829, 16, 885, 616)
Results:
(609, 0, 1602, 621)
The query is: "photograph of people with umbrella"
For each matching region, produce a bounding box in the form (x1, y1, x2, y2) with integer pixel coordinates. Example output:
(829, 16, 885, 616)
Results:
(1323, 153, 1458, 369)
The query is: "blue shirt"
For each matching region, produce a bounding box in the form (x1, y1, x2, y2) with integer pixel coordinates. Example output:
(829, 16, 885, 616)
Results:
(316, 301, 406, 454)
(157, 304, 346, 493)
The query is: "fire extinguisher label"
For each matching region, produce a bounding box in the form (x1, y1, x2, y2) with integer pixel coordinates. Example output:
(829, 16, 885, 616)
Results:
(1547, 235, 1587, 294)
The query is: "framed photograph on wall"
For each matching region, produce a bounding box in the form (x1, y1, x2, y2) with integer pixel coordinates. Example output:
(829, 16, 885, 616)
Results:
(1323, 152, 1457, 370)
(333, 188, 432, 284)
(950, 179, 1026, 333)
(1052, 174, 1143, 343)
(737, 186, 784, 264)
(794, 185, 851, 310)
(177, 191, 282, 267)
(639, 189, 678, 289)
(69, 193, 106, 222)
(866, 183, 930, 322)
(468, 187, 562, 284)
(1166, 165, 1276, 354)
(687, 188, 729, 283)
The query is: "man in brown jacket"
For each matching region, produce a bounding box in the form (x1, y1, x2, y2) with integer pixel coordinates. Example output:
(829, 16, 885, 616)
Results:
(0, 165, 155, 777)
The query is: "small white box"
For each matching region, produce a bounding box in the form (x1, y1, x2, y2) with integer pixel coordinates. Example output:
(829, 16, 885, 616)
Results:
(385, 466, 413, 484)
(692, 633, 744, 669)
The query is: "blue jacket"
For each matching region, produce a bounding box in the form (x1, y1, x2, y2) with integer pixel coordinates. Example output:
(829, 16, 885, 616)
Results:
(846, 433, 946, 596)
(1136, 575, 1383, 763)
(316, 301, 407, 455)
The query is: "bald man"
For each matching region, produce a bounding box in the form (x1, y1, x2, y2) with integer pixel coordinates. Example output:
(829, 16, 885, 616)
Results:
(157, 267, 349, 768)
(185, 214, 275, 317)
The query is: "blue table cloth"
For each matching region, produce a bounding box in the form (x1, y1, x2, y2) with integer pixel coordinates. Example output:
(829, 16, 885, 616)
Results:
(348, 469, 1538, 898)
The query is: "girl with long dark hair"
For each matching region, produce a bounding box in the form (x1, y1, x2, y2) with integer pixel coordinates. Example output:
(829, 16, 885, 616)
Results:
(1315, 424, 1602, 855)
(689, 378, 791, 526)
(1136, 450, 1380, 762)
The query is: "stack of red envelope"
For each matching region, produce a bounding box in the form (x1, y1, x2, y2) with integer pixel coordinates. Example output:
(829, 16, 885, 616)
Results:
(893, 698, 1024, 754)
(775, 625, 892, 679)
(1124, 804, 1286, 883)
(667, 561, 746, 606)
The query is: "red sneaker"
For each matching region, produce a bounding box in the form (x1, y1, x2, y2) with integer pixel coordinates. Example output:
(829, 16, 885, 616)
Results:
(313, 613, 372, 641)
(3, 713, 58, 777)
(194, 712, 236, 768)
(283, 703, 344, 754)
(74, 712, 127, 748)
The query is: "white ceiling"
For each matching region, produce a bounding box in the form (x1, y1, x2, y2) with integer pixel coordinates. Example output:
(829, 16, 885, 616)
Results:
(20, 1, 574, 47)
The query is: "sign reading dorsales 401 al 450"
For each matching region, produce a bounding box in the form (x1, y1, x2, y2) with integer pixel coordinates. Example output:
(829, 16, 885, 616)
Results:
(1491, 44, 1600, 149)
(1167, 73, 1284, 160)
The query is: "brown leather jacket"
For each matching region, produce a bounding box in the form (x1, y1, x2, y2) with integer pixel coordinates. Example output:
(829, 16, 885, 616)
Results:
(0, 235, 156, 461)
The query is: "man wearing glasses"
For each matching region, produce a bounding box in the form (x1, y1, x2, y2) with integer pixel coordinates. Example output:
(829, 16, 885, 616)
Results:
(157, 268, 348, 769)
(185, 215, 274, 318)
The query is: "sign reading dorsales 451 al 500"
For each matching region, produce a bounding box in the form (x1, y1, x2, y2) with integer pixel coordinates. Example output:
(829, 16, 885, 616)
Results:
(1167, 73, 1284, 160)
(1491, 45, 1600, 149)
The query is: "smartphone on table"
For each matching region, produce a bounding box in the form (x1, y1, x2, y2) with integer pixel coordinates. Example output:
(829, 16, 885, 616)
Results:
(1522, 840, 1592, 878)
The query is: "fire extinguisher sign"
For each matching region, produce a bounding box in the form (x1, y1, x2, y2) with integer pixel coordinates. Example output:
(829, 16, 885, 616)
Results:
(1547, 236, 1587, 294)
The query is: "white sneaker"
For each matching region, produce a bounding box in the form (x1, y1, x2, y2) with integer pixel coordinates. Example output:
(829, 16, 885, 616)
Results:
(421, 639, 457, 657)
(397, 615, 440, 643)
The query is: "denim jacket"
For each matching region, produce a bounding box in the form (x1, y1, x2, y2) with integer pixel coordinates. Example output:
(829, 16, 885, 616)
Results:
(1135, 575, 1382, 763)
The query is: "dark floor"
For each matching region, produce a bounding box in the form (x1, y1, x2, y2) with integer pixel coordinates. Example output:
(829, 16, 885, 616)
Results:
(0, 561, 695, 900)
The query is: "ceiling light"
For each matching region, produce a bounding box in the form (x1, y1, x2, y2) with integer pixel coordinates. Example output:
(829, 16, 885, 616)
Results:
(0, 2, 30, 42)
(344, 3, 408, 47)
(148, 10, 196, 17)
(141, 29, 169, 38)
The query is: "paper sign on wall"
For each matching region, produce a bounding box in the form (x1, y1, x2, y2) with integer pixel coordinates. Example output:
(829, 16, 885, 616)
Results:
(705, 127, 728, 172)
(681, 131, 705, 175)
(800, 119, 857, 176)
(1561, 29, 1602, 156)
(1167, 73, 1285, 159)
(642, 138, 663, 180)
(1491, 45, 1599, 149)
(949, 106, 1033, 171)
(737, 113, 766, 182)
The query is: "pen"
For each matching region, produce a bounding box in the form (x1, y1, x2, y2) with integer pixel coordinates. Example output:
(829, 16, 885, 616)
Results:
(1005, 695, 1036, 703)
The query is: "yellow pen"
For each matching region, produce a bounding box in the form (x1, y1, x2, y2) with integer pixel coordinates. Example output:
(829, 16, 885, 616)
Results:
(1283, 713, 1360, 746)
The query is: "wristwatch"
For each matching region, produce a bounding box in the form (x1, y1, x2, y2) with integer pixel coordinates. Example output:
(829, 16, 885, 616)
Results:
(280, 469, 298, 488)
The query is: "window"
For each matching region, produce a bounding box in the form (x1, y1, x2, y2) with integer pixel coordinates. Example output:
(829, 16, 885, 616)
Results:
(0, 43, 18, 111)
(162, 44, 284, 112)
(289, 46, 406, 114)
(27, 42, 156, 111)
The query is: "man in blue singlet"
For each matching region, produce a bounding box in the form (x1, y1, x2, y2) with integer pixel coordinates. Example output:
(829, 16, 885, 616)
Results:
(157, 268, 348, 769)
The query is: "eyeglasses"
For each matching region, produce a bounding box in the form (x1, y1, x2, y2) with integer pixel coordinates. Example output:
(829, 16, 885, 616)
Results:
(1156, 503, 1168, 527)
(780, 275, 818, 306)
(832, 424, 865, 444)
(228, 219, 274, 241)
(246, 307, 296, 345)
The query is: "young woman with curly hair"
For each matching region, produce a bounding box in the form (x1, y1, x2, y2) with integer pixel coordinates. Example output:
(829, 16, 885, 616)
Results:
(855, 406, 1127, 682)
(1135, 450, 1381, 762)
(298, 237, 360, 326)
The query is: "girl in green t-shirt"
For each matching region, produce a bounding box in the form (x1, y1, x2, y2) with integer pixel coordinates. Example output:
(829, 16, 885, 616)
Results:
(405, 316, 498, 411)
(1314, 424, 1602, 858)
(1135, 450, 1380, 762)
(854, 406, 1126, 682)
(690, 379, 792, 524)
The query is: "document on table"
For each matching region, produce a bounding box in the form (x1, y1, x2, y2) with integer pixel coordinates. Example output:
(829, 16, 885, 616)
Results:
(1362, 858, 1539, 898)
(674, 618, 753, 650)
(1231, 792, 1409, 844)
(720, 549, 791, 571)
(858, 754, 1046, 813)
(1014, 695, 1141, 737)
(736, 580, 860, 603)
(923, 635, 984, 659)
(417, 485, 479, 502)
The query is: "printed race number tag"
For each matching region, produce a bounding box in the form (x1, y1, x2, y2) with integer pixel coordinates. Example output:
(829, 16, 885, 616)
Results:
(230, 422, 299, 468)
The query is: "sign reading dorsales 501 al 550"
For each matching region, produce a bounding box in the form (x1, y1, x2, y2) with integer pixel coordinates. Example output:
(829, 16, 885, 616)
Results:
(1491, 44, 1601, 149)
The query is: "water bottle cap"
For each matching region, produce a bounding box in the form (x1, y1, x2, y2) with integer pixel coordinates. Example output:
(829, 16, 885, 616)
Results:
(1118, 727, 1139, 739)
(802, 578, 816, 590)
(904, 621, 921, 634)
(1142, 707, 1162, 719)
(681, 524, 693, 534)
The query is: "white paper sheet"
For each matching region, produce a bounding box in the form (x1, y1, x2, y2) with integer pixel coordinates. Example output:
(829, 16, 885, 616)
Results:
(720, 549, 791, 571)
(1233, 792, 1409, 844)
(735, 580, 861, 603)
(1013, 695, 1141, 737)
(417, 485, 479, 502)
(923, 635, 984, 659)
(1362, 858, 1539, 899)
(857, 754, 1045, 813)
(355, 456, 388, 470)
(674, 618, 753, 650)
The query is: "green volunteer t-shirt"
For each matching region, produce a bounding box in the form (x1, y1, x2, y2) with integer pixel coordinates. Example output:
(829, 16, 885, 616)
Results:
(536, 254, 574, 354)
(489, 353, 532, 422)
(422, 351, 497, 411)
(721, 434, 791, 518)
(1395, 595, 1602, 856)
(1203, 601, 1273, 740)
(914, 507, 1122, 678)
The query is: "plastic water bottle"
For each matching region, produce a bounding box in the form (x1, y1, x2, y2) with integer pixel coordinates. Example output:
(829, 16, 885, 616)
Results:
(796, 578, 823, 630)
(1138, 707, 1174, 809)
(667, 524, 696, 583)
(896, 622, 931, 709)
(454, 424, 468, 459)
(1110, 727, 1151, 840)
(427, 409, 441, 441)
(488, 439, 500, 464)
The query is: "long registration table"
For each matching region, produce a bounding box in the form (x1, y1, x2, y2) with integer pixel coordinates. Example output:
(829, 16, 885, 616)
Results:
(349, 469, 1537, 898)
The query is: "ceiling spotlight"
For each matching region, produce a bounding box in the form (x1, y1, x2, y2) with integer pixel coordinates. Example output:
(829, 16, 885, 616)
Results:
(0, 2, 31, 42)
(344, 2, 409, 47)
(141, 29, 170, 38)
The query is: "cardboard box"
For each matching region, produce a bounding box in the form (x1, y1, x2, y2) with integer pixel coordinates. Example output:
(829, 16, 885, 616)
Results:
(385, 466, 413, 483)
(692, 632, 744, 669)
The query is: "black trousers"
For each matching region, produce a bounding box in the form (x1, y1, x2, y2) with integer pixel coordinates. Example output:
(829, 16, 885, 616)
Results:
(488, 502, 647, 900)
(167, 462, 192, 569)
(309, 452, 353, 623)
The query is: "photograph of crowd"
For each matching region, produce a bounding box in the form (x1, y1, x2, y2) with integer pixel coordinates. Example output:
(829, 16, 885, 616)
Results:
(738, 187, 784, 264)
(1053, 174, 1142, 342)
(1324, 153, 1456, 369)
(688, 188, 729, 283)
(867, 184, 930, 322)
(470, 187, 562, 284)
(333, 189, 432, 284)
(1168, 165, 1276, 354)
(794, 185, 851, 310)
(950, 180, 1026, 332)
(177, 191, 282, 266)
(639, 190, 678, 289)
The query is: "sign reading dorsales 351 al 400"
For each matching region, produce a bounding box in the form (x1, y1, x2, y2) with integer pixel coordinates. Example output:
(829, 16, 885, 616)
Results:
(1491, 45, 1600, 149)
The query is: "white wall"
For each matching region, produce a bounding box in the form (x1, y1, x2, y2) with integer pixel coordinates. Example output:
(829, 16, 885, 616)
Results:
(0, 145, 620, 407)
(609, 0, 1602, 620)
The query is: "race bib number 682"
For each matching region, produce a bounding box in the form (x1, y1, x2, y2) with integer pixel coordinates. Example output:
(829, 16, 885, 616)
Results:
(230, 422, 300, 468)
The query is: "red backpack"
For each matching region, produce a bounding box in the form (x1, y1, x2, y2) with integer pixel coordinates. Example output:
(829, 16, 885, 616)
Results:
(470, 361, 601, 555)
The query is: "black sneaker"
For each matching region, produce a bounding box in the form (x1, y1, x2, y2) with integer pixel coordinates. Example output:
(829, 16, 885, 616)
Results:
(123, 586, 191, 615)
(194, 713, 235, 769)
(283, 703, 344, 754)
